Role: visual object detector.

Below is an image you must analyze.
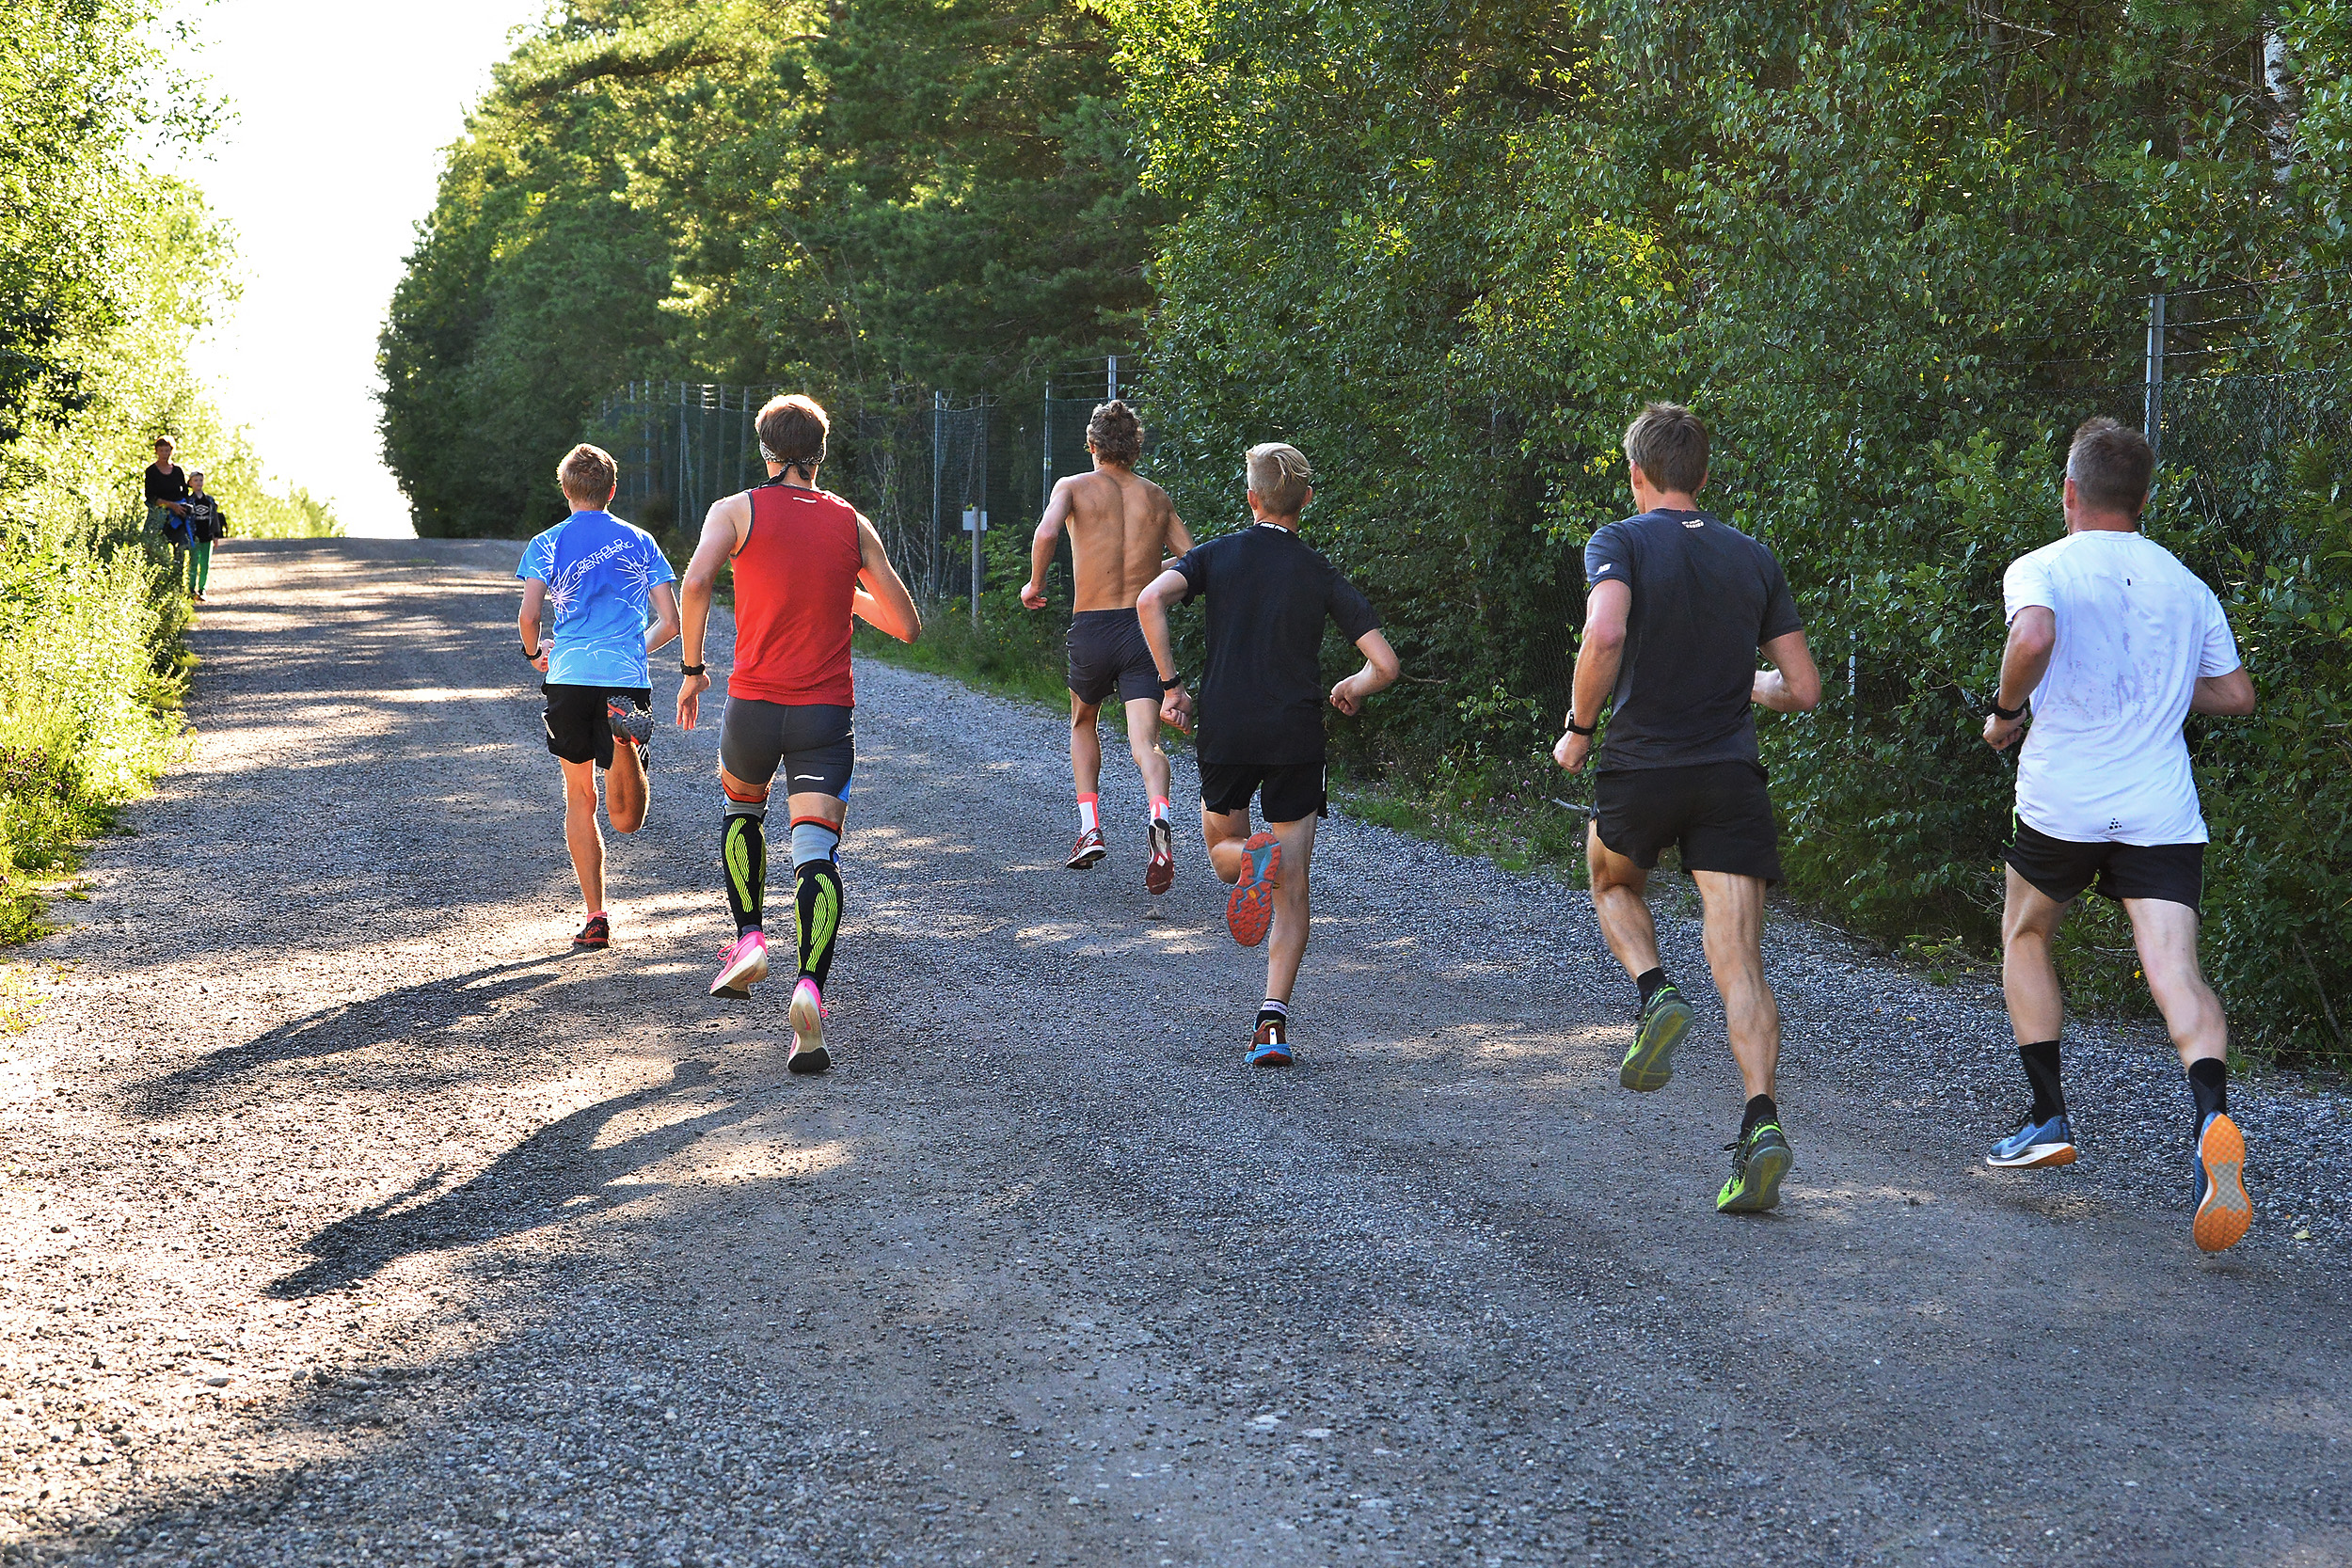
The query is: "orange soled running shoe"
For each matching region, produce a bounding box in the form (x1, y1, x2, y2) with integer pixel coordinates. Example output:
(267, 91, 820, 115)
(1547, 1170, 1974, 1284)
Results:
(1066, 825, 1107, 869)
(1226, 832, 1281, 947)
(572, 913, 611, 948)
(2193, 1111, 2251, 1253)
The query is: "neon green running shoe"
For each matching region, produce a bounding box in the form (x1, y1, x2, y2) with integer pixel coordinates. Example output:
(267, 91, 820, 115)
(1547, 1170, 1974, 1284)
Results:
(1620, 985, 1693, 1091)
(1717, 1121, 1792, 1213)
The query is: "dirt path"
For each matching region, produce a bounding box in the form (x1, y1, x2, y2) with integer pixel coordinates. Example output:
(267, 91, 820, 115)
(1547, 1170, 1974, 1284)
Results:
(1, 536, 2346, 1568)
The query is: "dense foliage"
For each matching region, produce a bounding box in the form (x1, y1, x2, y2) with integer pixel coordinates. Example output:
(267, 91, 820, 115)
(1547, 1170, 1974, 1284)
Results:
(379, 0, 1160, 538)
(0, 1, 331, 940)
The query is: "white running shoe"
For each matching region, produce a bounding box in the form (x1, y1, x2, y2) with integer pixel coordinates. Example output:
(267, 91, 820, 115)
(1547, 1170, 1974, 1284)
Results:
(710, 930, 769, 997)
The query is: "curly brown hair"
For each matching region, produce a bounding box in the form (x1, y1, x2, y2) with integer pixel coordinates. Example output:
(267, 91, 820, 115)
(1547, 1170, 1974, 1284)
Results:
(1087, 400, 1142, 467)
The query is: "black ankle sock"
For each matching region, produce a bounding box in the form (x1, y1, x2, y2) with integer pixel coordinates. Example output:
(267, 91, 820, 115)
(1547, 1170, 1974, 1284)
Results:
(2019, 1039, 2065, 1124)
(1741, 1094, 1779, 1135)
(2187, 1056, 2227, 1136)
(1636, 967, 1668, 1007)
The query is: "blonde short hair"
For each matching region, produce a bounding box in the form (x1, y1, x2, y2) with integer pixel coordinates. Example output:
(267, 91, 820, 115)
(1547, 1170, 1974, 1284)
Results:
(1246, 442, 1313, 516)
(558, 443, 618, 501)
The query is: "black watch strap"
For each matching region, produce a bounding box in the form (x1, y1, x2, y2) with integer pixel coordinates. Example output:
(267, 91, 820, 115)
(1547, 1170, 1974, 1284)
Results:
(1565, 717, 1597, 736)
(1990, 696, 2026, 721)
(1159, 673, 1183, 691)
(522, 644, 539, 663)
(681, 661, 707, 677)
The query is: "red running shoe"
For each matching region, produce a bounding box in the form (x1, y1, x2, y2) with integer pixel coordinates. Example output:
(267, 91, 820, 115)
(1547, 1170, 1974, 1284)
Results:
(1226, 832, 1281, 946)
(1144, 818, 1175, 895)
(572, 913, 611, 948)
(1066, 826, 1107, 869)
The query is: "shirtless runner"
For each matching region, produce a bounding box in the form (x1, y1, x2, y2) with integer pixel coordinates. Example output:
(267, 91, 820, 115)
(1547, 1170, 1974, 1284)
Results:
(1021, 400, 1193, 893)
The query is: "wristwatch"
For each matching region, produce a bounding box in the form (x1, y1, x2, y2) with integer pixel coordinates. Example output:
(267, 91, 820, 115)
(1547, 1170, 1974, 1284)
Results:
(1565, 716, 1597, 736)
(1159, 673, 1184, 691)
(681, 661, 707, 677)
(1990, 696, 2026, 721)
(522, 644, 540, 663)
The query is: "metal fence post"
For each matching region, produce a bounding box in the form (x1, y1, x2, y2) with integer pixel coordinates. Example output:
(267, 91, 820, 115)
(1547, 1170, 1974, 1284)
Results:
(970, 403, 986, 627)
(931, 390, 946, 603)
(1107, 355, 1119, 403)
(2145, 292, 2167, 458)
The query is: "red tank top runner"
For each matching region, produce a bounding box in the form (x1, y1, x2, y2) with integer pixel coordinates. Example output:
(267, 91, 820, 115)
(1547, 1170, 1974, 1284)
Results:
(728, 484, 864, 706)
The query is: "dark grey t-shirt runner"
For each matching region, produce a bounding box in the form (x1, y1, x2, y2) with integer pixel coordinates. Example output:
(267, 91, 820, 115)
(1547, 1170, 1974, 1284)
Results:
(1582, 508, 1801, 771)
(1174, 522, 1381, 765)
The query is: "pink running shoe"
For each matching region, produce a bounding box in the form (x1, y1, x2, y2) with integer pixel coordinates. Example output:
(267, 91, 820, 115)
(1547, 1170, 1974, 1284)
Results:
(787, 977, 832, 1075)
(710, 930, 770, 998)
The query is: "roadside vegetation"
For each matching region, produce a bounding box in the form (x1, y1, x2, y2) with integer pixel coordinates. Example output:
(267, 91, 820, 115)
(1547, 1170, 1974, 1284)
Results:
(392, 2, 2352, 1066)
(0, 2, 336, 942)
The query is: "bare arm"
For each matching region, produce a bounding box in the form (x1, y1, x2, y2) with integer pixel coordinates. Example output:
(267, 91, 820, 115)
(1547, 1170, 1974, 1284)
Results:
(2192, 666, 2255, 717)
(518, 578, 551, 673)
(1162, 509, 1193, 564)
(1983, 605, 2056, 752)
(1021, 480, 1073, 610)
(853, 513, 922, 642)
(1753, 629, 1821, 714)
(675, 496, 746, 732)
(644, 581, 680, 658)
(1553, 578, 1629, 772)
(1136, 566, 1191, 733)
(1329, 629, 1399, 716)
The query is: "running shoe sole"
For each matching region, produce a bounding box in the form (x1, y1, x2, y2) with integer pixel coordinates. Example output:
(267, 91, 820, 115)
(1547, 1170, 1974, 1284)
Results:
(1718, 1134, 1792, 1213)
(1619, 994, 1693, 1091)
(787, 986, 832, 1076)
(1248, 1043, 1292, 1067)
(1227, 832, 1281, 946)
(1986, 1140, 2077, 1169)
(2194, 1113, 2250, 1253)
(607, 701, 653, 749)
(1066, 837, 1106, 869)
(710, 938, 769, 997)
(1145, 821, 1175, 895)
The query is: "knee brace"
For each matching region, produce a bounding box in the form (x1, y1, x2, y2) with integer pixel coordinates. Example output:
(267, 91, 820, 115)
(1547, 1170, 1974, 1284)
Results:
(723, 790, 768, 820)
(790, 819, 840, 867)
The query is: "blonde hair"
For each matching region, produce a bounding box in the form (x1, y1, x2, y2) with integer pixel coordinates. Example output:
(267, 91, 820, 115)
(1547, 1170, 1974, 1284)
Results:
(1246, 442, 1313, 516)
(558, 443, 619, 501)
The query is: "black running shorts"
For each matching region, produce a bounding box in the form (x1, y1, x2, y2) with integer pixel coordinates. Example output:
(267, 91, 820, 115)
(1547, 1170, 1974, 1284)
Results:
(543, 683, 649, 770)
(2005, 818, 2204, 911)
(1594, 759, 1782, 882)
(1067, 608, 1162, 707)
(1200, 759, 1327, 824)
(720, 697, 855, 800)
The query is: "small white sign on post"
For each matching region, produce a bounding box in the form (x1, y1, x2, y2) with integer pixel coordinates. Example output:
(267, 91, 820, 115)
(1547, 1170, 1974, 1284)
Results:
(961, 507, 988, 532)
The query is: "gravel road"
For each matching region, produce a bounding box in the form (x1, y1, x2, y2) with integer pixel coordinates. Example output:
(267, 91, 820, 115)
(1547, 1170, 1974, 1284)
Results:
(2, 537, 2347, 1568)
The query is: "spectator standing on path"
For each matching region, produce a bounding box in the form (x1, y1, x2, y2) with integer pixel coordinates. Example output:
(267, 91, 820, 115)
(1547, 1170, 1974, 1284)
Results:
(1136, 442, 1399, 1069)
(1553, 403, 1821, 1215)
(143, 437, 191, 587)
(1980, 416, 2258, 1253)
(181, 470, 223, 603)
(1020, 399, 1194, 891)
(675, 393, 922, 1076)
(516, 443, 681, 951)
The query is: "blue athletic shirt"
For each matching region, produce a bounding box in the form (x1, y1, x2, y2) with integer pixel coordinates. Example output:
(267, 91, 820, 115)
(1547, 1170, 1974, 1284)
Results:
(516, 510, 676, 689)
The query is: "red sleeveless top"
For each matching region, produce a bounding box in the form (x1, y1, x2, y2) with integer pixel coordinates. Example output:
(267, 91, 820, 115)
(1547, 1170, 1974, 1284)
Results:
(728, 483, 863, 706)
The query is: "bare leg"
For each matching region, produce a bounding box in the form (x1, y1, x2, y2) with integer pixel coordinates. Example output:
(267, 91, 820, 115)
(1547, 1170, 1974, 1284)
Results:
(1069, 695, 1104, 800)
(559, 758, 605, 915)
(1203, 805, 1252, 884)
(2124, 897, 2226, 1067)
(1260, 814, 1318, 1005)
(1122, 697, 1171, 804)
(1586, 825, 1661, 979)
(1692, 870, 1778, 1100)
(605, 739, 648, 833)
(2001, 868, 2069, 1045)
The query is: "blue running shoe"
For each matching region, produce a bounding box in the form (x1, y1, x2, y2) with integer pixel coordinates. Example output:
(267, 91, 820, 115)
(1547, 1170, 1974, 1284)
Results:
(1248, 1014, 1291, 1068)
(1986, 1112, 2076, 1169)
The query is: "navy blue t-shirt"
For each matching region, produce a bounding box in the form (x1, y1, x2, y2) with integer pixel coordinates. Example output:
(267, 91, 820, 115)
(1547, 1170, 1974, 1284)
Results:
(1173, 522, 1381, 765)
(1582, 509, 1801, 771)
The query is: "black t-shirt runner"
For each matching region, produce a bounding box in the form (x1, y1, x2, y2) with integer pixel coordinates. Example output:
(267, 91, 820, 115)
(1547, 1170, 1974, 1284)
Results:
(144, 463, 187, 508)
(1581, 508, 1801, 771)
(1173, 521, 1381, 765)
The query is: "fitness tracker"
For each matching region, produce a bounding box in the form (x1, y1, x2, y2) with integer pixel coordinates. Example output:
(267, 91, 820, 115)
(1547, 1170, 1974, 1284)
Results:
(1159, 673, 1183, 691)
(1565, 717, 1597, 736)
(1989, 696, 2026, 721)
(681, 661, 707, 677)
(522, 644, 540, 663)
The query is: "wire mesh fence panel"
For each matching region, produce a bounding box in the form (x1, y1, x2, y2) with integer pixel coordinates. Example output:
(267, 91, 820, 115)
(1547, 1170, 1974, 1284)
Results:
(930, 396, 991, 610)
(591, 383, 776, 539)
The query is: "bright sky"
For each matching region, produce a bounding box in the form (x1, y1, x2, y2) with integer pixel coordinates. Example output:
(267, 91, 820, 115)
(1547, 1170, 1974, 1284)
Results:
(167, 1, 550, 538)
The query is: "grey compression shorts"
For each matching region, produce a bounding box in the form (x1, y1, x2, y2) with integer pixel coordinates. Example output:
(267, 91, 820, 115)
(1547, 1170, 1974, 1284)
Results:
(719, 698, 854, 800)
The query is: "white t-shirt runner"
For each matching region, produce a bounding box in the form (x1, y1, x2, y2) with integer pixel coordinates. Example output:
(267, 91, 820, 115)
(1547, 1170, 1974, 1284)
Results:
(2002, 530, 2240, 846)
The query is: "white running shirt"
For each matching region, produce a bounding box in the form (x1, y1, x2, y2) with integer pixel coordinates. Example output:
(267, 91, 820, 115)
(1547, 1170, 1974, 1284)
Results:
(2003, 530, 2239, 846)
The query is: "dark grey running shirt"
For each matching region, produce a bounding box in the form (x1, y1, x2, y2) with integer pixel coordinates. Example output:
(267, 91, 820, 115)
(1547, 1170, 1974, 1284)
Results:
(1582, 509, 1801, 770)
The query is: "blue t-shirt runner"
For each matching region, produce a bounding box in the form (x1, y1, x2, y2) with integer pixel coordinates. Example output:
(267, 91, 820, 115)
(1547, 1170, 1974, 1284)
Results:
(517, 509, 676, 689)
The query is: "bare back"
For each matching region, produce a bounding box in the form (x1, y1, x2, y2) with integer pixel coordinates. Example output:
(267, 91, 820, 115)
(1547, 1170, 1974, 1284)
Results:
(1059, 467, 1188, 611)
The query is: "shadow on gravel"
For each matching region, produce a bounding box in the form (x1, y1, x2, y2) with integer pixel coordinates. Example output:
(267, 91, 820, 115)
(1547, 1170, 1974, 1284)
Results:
(122, 958, 570, 1120)
(266, 1059, 751, 1299)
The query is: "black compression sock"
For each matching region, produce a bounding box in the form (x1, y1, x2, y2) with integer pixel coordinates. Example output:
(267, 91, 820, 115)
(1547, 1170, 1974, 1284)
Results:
(795, 859, 842, 990)
(722, 815, 766, 933)
(2187, 1056, 2228, 1137)
(1256, 1000, 1289, 1029)
(1741, 1094, 1779, 1135)
(1636, 967, 1669, 1007)
(2019, 1039, 2066, 1124)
